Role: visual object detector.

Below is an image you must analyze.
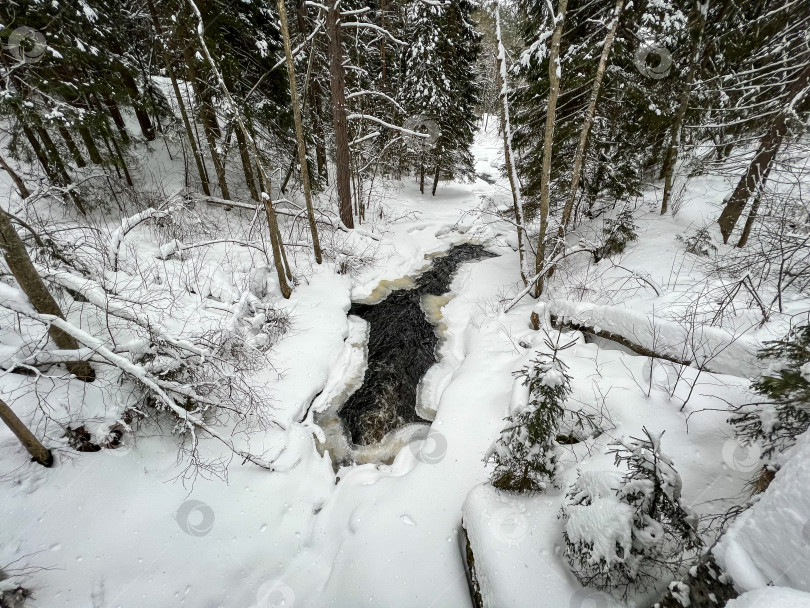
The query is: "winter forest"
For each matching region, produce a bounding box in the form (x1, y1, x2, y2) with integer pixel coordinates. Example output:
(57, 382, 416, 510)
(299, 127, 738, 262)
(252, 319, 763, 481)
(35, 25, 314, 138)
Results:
(1, 0, 809, 605)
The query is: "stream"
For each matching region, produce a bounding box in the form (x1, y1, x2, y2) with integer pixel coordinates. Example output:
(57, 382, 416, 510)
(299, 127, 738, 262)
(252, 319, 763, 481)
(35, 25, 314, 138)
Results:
(314, 243, 496, 467)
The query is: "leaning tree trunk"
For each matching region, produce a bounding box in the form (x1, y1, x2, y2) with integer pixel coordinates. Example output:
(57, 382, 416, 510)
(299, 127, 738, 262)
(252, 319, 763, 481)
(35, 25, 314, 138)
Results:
(0, 153, 31, 199)
(0, 397, 53, 467)
(116, 65, 156, 141)
(561, 0, 623, 228)
(736, 161, 772, 248)
(0, 210, 95, 381)
(717, 62, 810, 243)
(186, 0, 292, 298)
(326, 4, 355, 228)
(534, 0, 568, 298)
(493, 0, 528, 285)
(58, 126, 87, 168)
(660, 1, 707, 215)
(277, 0, 323, 263)
(146, 0, 211, 196)
(184, 46, 231, 200)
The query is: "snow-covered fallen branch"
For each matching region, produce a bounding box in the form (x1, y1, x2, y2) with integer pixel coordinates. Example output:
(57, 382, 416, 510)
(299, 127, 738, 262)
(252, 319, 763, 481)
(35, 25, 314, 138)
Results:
(0, 283, 279, 470)
(546, 300, 762, 378)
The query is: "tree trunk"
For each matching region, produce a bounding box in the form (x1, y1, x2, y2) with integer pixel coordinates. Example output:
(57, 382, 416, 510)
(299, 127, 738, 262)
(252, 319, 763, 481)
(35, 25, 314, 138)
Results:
(102, 95, 131, 144)
(295, 0, 328, 184)
(534, 0, 568, 298)
(26, 125, 87, 216)
(186, 0, 292, 298)
(78, 124, 104, 165)
(59, 126, 87, 168)
(431, 158, 441, 196)
(419, 162, 425, 194)
(717, 62, 810, 242)
(146, 0, 211, 195)
(0, 153, 31, 199)
(660, 2, 707, 215)
(0, 397, 54, 467)
(0, 211, 95, 381)
(493, 0, 528, 284)
(277, 0, 323, 263)
(235, 123, 260, 201)
(117, 66, 156, 141)
(561, 0, 623, 228)
(326, 4, 355, 228)
(184, 46, 231, 200)
(736, 162, 771, 248)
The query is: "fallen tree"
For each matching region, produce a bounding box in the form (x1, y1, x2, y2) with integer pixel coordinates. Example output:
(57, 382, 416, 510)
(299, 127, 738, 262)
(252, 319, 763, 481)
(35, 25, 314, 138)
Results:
(538, 300, 762, 378)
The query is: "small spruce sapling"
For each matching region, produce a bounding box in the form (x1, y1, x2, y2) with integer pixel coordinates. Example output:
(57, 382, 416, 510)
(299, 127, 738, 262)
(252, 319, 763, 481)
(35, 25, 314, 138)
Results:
(675, 226, 717, 257)
(730, 322, 810, 457)
(562, 428, 702, 598)
(594, 207, 638, 262)
(487, 348, 573, 492)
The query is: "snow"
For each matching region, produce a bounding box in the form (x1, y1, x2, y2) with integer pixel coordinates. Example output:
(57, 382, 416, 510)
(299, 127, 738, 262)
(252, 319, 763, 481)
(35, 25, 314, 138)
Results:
(726, 587, 810, 608)
(1, 118, 809, 608)
(715, 430, 810, 593)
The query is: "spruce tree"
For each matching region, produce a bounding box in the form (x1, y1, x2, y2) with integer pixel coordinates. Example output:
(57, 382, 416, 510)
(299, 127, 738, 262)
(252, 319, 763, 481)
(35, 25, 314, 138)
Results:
(730, 323, 810, 457)
(487, 351, 572, 492)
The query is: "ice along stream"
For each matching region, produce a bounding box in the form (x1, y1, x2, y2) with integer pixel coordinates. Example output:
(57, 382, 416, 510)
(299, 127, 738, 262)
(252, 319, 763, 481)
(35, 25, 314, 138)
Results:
(312, 243, 496, 469)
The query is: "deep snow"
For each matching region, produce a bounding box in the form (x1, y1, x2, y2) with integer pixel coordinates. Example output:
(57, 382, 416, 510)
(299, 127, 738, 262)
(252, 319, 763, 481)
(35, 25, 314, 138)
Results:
(0, 119, 808, 608)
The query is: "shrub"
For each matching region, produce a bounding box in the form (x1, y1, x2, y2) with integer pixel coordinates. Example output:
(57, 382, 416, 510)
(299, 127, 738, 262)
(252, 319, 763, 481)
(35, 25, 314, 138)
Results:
(594, 208, 638, 262)
(675, 226, 716, 257)
(562, 429, 701, 599)
(730, 323, 810, 457)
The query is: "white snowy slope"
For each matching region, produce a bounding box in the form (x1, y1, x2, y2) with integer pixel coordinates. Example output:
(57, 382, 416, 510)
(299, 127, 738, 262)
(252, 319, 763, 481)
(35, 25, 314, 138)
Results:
(715, 429, 810, 593)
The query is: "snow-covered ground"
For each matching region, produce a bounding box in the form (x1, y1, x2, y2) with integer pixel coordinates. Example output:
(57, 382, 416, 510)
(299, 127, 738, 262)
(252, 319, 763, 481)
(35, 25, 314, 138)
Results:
(1, 120, 808, 608)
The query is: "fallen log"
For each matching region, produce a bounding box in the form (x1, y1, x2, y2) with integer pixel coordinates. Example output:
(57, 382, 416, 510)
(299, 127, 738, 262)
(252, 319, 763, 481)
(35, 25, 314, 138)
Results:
(550, 314, 694, 368)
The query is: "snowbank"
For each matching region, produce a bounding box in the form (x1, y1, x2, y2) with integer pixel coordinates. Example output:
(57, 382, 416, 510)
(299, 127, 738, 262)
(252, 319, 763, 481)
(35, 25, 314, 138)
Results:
(727, 587, 810, 608)
(715, 431, 810, 593)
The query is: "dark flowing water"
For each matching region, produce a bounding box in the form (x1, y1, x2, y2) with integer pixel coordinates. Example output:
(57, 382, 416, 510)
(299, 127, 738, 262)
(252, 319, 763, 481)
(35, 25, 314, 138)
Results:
(340, 243, 496, 445)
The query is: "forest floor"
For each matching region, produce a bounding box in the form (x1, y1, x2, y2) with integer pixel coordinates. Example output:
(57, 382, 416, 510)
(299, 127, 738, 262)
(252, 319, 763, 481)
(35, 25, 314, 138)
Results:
(0, 120, 807, 607)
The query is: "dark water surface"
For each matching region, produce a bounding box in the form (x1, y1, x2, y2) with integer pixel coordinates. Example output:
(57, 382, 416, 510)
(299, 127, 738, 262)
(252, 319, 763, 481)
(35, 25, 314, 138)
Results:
(340, 243, 496, 444)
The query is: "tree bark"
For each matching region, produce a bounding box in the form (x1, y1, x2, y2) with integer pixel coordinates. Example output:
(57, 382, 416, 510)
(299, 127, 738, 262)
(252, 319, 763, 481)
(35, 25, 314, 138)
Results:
(184, 46, 231, 200)
(660, 1, 707, 215)
(116, 66, 156, 141)
(431, 157, 441, 196)
(717, 63, 810, 242)
(186, 0, 292, 298)
(0, 210, 95, 381)
(277, 0, 323, 263)
(58, 126, 87, 168)
(0, 153, 31, 199)
(326, 4, 355, 228)
(0, 397, 54, 467)
(101, 95, 131, 145)
(534, 0, 568, 298)
(736, 162, 771, 248)
(493, 0, 528, 285)
(561, 0, 623, 228)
